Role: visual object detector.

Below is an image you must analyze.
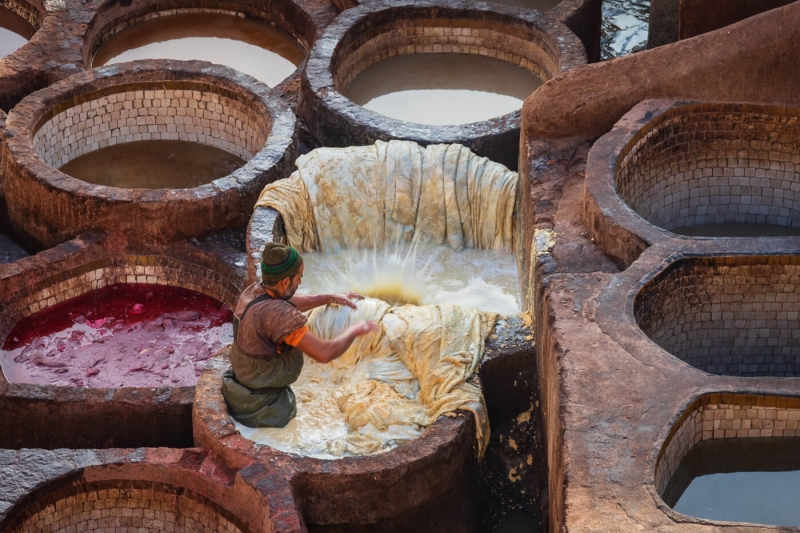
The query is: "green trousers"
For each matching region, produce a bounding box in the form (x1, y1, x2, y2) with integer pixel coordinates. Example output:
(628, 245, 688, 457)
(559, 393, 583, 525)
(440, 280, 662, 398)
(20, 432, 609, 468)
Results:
(221, 344, 304, 428)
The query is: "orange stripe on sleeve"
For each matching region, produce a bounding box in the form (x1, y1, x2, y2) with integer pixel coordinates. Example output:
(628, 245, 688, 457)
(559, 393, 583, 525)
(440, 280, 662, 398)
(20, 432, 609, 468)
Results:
(283, 325, 309, 347)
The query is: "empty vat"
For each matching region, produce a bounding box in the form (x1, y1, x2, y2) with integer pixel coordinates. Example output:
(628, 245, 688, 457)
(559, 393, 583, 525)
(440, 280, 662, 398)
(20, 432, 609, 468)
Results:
(615, 103, 800, 238)
(635, 256, 800, 377)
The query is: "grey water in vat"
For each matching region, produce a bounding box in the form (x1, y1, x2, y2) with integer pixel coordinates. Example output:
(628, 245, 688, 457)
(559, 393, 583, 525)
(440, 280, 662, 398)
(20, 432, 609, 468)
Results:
(345, 53, 542, 126)
(59, 140, 245, 189)
(663, 437, 800, 526)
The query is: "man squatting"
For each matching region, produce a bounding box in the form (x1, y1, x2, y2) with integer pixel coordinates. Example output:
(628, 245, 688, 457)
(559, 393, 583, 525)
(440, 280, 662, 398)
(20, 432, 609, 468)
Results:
(223, 242, 378, 427)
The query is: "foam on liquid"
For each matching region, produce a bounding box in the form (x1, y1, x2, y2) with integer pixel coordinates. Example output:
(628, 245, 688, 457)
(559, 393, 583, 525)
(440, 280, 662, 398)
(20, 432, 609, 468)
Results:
(235, 350, 424, 459)
(300, 243, 520, 315)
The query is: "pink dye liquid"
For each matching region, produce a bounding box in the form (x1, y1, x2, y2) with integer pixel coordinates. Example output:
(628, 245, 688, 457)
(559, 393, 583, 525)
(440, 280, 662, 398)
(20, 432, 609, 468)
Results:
(1, 284, 233, 388)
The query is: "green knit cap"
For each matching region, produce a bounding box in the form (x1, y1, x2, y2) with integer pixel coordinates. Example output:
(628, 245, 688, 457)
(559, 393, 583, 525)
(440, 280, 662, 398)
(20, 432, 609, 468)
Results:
(261, 243, 303, 284)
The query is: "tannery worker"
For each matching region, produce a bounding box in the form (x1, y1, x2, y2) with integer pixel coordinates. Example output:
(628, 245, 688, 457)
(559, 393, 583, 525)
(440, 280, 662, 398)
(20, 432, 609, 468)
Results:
(222, 242, 377, 427)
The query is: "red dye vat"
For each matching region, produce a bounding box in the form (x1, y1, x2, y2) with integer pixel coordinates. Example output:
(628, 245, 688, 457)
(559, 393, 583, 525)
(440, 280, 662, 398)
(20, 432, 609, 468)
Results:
(1, 284, 233, 388)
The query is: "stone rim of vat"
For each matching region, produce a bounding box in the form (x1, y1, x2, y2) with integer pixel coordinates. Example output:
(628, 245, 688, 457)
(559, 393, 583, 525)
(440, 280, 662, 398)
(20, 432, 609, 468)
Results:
(650, 390, 800, 527)
(595, 248, 800, 380)
(1, 60, 297, 248)
(0, 449, 274, 533)
(0, 232, 243, 450)
(299, 0, 587, 170)
(193, 353, 480, 528)
(633, 253, 800, 379)
(81, 0, 317, 95)
(0, 0, 50, 109)
(584, 98, 800, 269)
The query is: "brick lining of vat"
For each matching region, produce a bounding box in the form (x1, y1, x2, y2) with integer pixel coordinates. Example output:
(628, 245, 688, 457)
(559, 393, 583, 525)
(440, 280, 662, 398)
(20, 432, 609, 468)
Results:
(654, 393, 800, 498)
(615, 103, 800, 232)
(5, 479, 249, 533)
(33, 83, 269, 169)
(635, 256, 800, 377)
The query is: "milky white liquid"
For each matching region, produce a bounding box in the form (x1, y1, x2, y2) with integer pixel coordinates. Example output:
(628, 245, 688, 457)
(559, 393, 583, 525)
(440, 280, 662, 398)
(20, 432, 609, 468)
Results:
(345, 54, 542, 126)
(300, 243, 521, 316)
(235, 349, 424, 459)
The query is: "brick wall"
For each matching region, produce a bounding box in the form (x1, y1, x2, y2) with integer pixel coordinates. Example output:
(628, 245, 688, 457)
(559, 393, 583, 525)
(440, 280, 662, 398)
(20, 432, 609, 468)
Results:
(635, 256, 800, 377)
(615, 104, 800, 232)
(655, 393, 800, 497)
(7, 480, 247, 533)
(33, 83, 270, 169)
(331, 16, 561, 91)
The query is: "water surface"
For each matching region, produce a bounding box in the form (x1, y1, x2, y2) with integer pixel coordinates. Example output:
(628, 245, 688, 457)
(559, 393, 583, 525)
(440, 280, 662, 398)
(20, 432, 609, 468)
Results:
(0, 7, 35, 59)
(601, 0, 650, 59)
(345, 53, 542, 126)
(59, 140, 245, 189)
(664, 437, 800, 526)
(93, 13, 305, 87)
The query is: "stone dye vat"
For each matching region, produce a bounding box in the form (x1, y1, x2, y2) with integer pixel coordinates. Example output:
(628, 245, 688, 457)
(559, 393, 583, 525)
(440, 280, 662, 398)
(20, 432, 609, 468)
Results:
(0, 248, 240, 450)
(240, 140, 520, 459)
(0, 5, 35, 59)
(1, 283, 232, 388)
(0, 455, 272, 533)
(585, 101, 800, 266)
(656, 393, 800, 527)
(1, 60, 296, 247)
(635, 255, 800, 377)
(300, 0, 586, 169)
(92, 12, 305, 88)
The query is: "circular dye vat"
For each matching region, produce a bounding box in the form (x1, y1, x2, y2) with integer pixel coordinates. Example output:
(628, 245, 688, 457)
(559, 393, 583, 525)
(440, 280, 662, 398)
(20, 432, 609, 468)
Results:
(664, 437, 800, 527)
(345, 53, 542, 126)
(299, 243, 520, 315)
(0, 7, 34, 59)
(59, 139, 245, 189)
(1, 284, 232, 388)
(93, 13, 305, 87)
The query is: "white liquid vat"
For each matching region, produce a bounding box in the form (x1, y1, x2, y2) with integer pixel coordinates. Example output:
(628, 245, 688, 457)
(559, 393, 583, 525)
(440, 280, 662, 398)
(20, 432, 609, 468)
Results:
(345, 53, 542, 126)
(93, 13, 305, 87)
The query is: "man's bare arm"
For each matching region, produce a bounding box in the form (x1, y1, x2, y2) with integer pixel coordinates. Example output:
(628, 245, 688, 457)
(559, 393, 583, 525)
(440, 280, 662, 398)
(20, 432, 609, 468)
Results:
(295, 320, 378, 363)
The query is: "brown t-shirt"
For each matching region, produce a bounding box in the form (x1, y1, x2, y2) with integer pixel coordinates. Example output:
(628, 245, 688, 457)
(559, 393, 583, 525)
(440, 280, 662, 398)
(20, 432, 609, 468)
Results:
(234, 282, 308, 359)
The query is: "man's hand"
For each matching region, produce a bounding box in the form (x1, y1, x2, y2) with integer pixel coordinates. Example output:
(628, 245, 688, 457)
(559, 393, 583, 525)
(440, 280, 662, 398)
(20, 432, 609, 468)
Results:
(328, 293, 366, 310)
